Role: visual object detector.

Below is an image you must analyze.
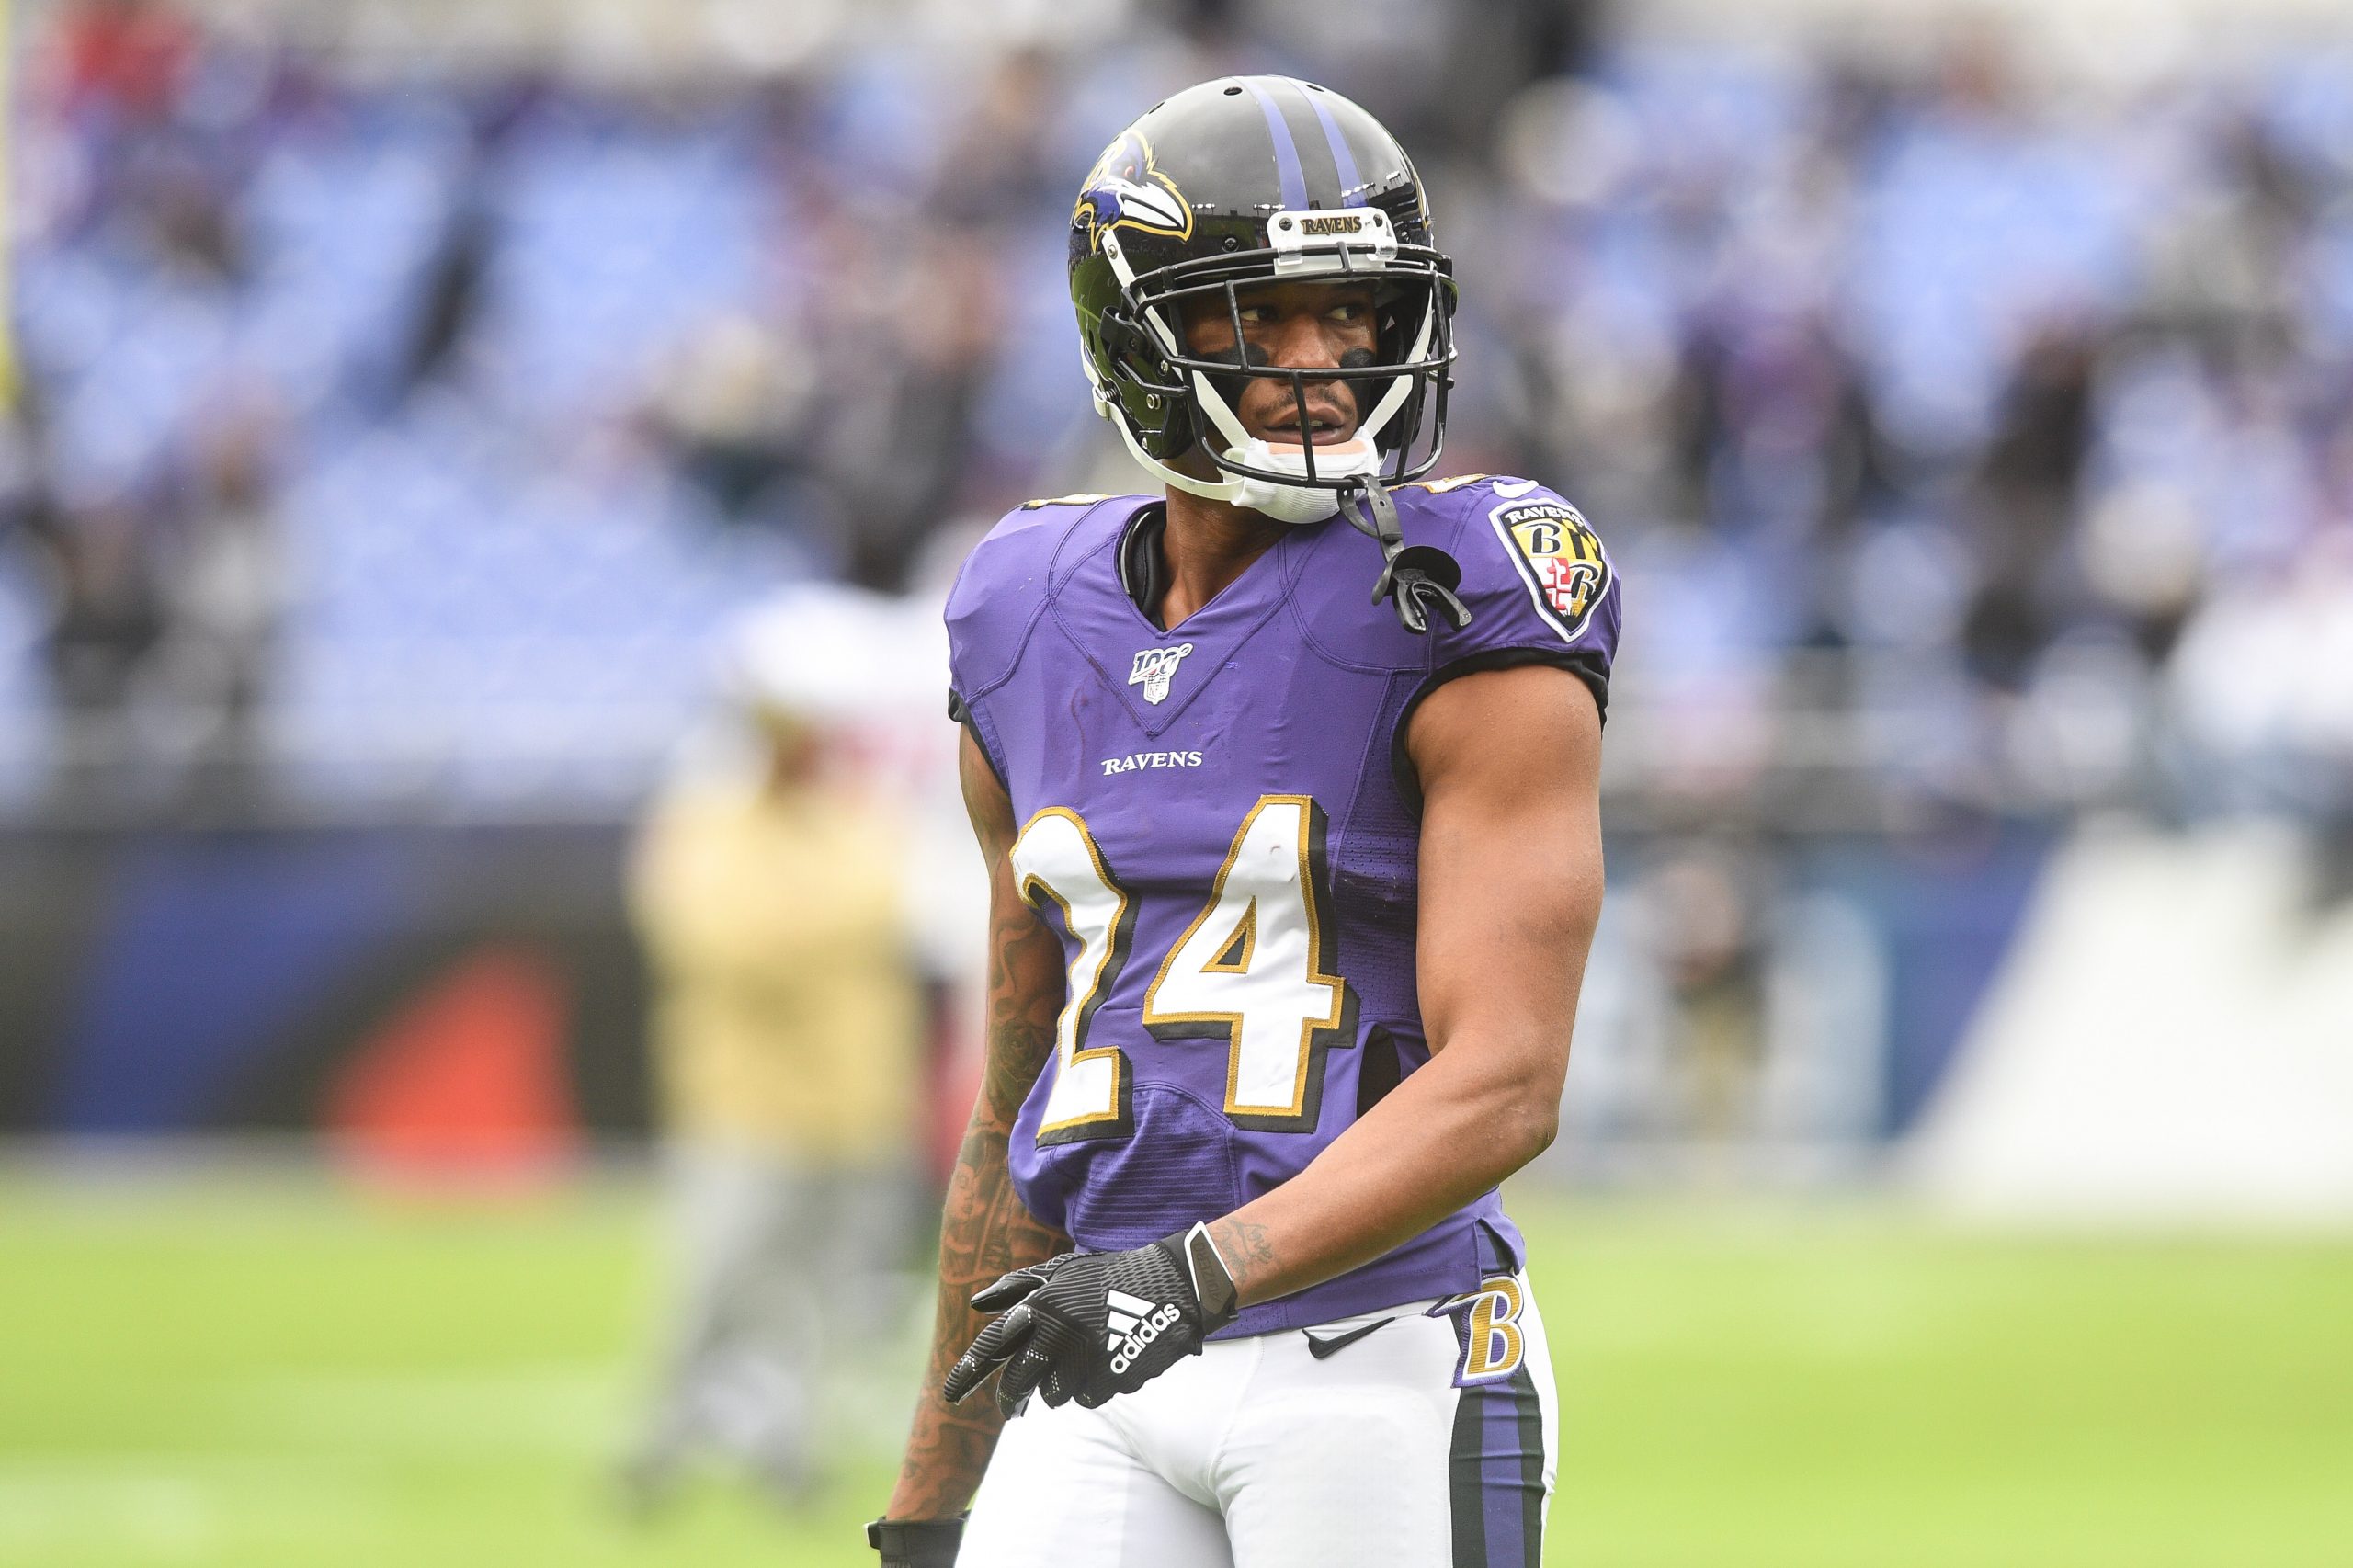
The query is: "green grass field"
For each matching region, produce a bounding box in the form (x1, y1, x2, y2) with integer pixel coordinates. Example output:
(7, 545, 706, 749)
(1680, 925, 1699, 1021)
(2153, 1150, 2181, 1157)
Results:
(2, 1169, 2347, 1567)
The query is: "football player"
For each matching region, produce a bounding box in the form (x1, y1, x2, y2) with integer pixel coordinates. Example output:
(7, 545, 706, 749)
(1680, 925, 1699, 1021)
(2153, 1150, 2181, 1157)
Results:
(870, 74, 1619, 1568)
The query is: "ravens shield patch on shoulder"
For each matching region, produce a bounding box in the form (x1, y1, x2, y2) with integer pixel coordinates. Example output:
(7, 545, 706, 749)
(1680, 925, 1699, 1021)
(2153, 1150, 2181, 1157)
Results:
(1490, 497, 1611, 643)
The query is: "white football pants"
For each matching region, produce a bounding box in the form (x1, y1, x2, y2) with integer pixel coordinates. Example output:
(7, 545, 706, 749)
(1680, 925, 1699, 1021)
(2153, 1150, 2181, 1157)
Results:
(961, 1273, 1557, 1568)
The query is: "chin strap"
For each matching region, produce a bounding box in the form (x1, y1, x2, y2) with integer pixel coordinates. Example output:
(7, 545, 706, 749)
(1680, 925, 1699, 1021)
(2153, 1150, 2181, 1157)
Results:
(1347, 474, 1472, 635)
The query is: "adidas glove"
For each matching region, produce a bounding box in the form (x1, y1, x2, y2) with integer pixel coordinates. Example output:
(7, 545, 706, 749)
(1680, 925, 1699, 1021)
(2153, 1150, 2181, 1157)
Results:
(942, 1222, 1239, 1415)
(867, 1516, 962, 1567)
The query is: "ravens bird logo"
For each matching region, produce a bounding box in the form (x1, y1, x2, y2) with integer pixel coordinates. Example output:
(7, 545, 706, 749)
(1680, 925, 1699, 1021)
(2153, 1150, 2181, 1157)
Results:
(1074, 130, 1193, 251)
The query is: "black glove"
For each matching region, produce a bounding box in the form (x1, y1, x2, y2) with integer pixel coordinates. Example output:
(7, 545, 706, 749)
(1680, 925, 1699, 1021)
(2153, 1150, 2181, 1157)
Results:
(868, 1516, 962, 1567)
(942, 1222, 1240, 1415)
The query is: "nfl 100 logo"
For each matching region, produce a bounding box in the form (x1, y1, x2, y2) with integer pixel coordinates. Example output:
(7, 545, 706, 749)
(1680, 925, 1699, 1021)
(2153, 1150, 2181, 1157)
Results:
(1128, 642, 1195, 705)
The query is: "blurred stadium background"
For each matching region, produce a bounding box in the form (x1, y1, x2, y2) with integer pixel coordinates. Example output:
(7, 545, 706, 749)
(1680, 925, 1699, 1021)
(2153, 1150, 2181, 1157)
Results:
(4, 0, 2352, 1562)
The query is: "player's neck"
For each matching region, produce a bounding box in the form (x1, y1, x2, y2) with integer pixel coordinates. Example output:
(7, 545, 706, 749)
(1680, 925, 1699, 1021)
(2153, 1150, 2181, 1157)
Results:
(1157, 487, 1289, 630)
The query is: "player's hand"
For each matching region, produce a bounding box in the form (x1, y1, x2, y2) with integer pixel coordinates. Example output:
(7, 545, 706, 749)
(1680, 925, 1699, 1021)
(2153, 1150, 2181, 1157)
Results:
(942, 1223, 1239, 1415)
(867, 1516, 961, 1567)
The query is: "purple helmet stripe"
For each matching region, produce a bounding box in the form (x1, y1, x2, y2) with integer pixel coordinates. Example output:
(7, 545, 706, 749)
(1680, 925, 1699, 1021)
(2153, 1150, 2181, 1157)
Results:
(1301, 85, 1365, 206)
(1241, 76, 1310, 211)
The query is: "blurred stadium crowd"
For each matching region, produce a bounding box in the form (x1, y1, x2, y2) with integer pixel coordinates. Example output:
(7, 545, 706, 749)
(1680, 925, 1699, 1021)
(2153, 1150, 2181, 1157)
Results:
(9, 0, 2353, 828)
(4, 0, 2353, 1176)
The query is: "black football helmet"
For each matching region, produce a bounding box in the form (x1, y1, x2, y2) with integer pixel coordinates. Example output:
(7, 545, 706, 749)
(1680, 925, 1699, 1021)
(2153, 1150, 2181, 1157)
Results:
(1069, 76, 1458, 530)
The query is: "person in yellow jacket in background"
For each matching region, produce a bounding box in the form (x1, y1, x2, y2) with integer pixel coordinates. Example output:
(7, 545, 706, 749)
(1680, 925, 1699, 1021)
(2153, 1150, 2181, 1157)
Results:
(621, 587, 928, 1510)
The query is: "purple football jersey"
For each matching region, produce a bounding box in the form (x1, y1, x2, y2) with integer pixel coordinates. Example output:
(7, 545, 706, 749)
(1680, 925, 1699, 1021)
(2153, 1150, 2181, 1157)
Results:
(945, 476, 1621, 1336)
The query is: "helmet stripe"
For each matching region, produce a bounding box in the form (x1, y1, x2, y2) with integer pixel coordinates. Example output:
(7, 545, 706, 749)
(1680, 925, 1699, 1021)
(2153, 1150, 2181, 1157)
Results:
(1240, 77, 1310, 211)
(1299, 85, 1365, 207)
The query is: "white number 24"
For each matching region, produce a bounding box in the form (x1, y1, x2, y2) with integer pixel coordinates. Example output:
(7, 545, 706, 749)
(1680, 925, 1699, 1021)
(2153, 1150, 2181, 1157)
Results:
(1009, 795, 1358, 1144)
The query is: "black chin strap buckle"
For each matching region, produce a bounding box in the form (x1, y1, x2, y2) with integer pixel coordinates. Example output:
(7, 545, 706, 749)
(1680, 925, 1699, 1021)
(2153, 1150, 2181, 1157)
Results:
(1347, 475, 1472, 636)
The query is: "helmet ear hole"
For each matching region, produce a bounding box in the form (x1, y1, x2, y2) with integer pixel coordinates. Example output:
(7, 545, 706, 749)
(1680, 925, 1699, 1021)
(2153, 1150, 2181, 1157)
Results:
(1101, 312, 1173, 392)
(1098, 310, 1153, 369)
(1098, 309, 1192, 457)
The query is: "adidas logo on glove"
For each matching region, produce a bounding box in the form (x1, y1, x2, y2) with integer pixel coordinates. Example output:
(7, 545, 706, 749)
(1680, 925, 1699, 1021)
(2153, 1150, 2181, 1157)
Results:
(944, 1225, 1237, 1415)
(1104, 1289, 1182, 1375)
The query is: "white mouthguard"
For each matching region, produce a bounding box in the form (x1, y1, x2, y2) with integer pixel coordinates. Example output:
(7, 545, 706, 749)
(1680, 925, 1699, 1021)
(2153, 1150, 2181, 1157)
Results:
(1222, 437, 1381, 524)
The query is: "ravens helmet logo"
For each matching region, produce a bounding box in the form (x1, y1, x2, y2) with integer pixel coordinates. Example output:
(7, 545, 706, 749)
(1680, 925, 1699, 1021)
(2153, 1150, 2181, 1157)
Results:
(1074, 129, 1193, 252)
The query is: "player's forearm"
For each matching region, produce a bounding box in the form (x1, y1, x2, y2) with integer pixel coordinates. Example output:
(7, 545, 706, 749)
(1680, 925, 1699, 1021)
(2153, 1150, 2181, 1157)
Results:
(888, 744, 1069, 1521)
(886, 1103, 1065, 1519)
(1208, 1030, 1563, 1307)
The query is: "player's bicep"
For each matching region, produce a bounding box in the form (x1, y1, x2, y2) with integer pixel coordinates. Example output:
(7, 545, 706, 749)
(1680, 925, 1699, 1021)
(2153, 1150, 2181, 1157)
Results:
(959, 727, 1067, 1119)
(959, 723, 1020, 870)
(1406, 664, 1603, 1090)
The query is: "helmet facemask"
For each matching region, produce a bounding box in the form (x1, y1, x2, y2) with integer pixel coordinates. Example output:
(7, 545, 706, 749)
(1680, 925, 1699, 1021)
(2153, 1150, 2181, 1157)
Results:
(1085, 210, 1457, 525)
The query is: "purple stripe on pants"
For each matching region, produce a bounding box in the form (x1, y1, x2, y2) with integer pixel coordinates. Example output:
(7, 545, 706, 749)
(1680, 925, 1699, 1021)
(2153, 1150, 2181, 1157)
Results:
(1449, 1364, 1544, 1568)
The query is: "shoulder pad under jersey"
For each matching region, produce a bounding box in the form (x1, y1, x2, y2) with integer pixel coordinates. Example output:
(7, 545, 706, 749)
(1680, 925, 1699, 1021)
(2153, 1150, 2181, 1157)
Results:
(946, 494, 1142, 704)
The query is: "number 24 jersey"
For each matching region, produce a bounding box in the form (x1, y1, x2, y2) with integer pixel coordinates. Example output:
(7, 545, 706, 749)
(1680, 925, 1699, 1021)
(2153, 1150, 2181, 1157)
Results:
(945, 477, 1622, 1337)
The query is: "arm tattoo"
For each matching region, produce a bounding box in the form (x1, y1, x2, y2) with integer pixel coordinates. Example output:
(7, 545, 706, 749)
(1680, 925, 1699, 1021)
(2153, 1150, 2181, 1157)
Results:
(1206, 1216, 1279, 1300)
(887, 737, 1069, 1519)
